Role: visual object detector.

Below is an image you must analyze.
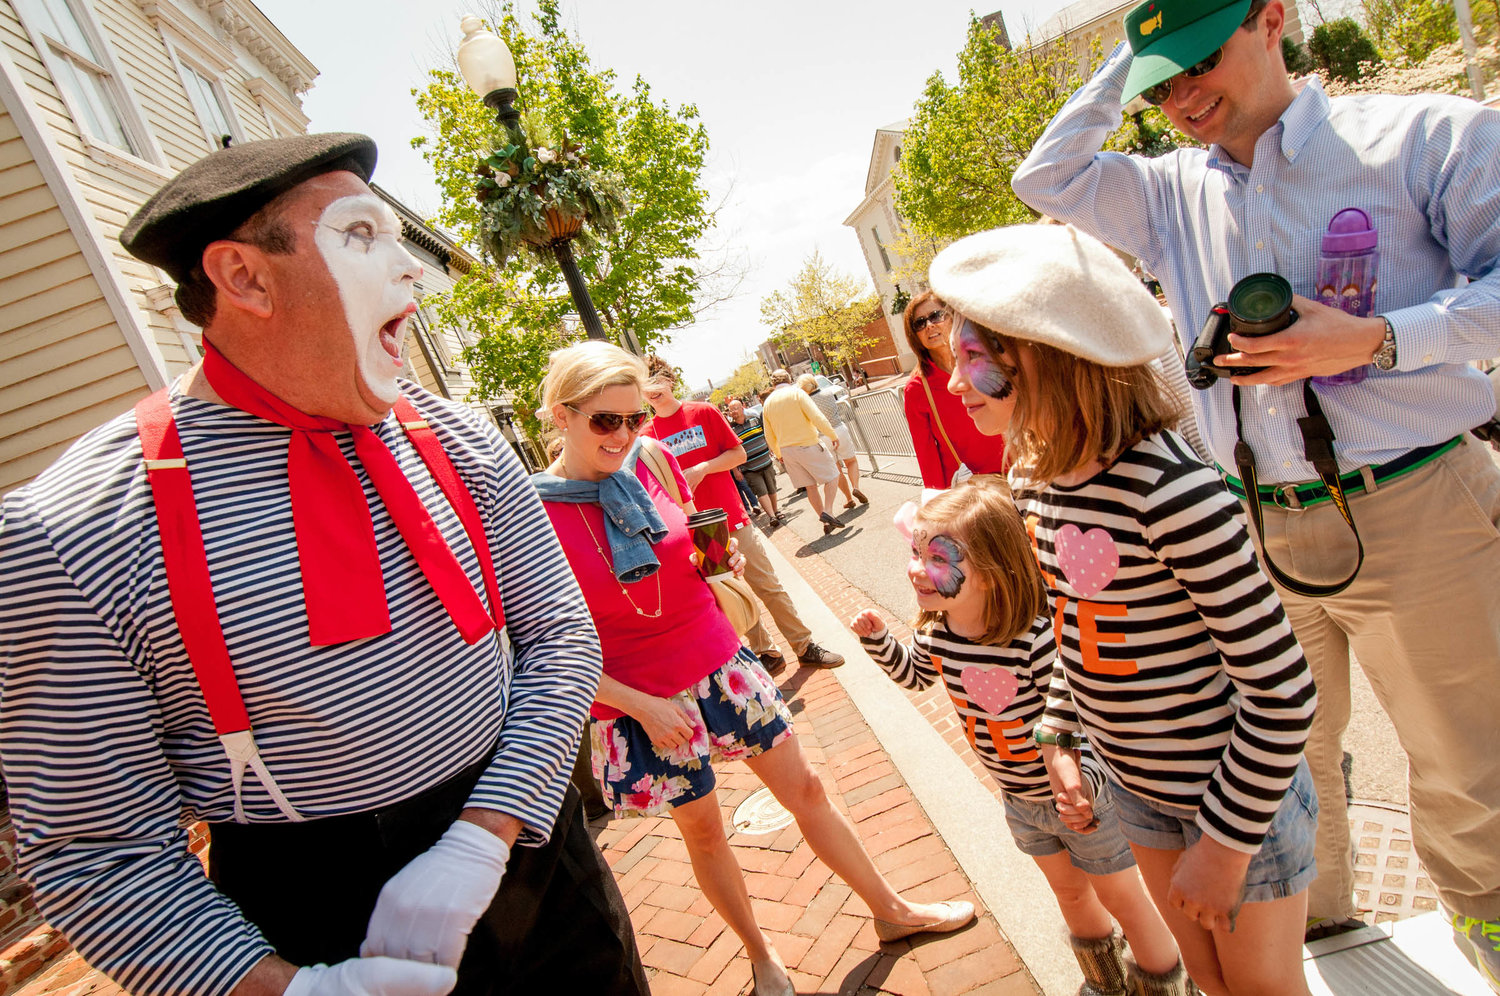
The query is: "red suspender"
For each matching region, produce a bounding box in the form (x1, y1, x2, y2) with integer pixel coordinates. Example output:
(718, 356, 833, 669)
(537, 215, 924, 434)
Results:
(136, 389, 253, 736)
(393, 397, 506, 633)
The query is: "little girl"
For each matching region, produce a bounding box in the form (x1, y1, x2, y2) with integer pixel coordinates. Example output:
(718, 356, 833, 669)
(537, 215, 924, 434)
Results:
(933, 224, 1318, 996)
(851, 480, 1186, 996)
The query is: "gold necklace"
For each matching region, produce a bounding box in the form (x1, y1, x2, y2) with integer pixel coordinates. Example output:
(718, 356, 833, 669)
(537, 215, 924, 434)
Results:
(576, 505, 662, 618)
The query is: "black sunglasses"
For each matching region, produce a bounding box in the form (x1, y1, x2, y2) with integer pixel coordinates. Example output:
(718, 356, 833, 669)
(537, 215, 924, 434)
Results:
(567, 405, 651, 435)
(912, 308, 949, 333)
(1141, 47, 1225, 105)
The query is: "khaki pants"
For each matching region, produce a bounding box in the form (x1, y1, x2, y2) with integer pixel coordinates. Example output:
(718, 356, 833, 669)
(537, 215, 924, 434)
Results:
(1251, 436, 1500, 921)
(734, 523, 812, 657)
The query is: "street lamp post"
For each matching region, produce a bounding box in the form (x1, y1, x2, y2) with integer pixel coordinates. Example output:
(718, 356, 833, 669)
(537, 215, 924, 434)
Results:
(456, 14, 608, 342)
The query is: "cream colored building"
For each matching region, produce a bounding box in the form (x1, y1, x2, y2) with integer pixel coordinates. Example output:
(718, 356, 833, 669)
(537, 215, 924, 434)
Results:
(0, 0, 511, 494)
(841, 120, 918, 373)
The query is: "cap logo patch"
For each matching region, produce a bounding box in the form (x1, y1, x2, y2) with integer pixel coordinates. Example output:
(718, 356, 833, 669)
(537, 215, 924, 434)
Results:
(1140, 11, 1164, 34)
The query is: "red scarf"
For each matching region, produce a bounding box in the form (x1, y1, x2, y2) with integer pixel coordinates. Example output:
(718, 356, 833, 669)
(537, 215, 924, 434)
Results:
(202, 343, 494, 646)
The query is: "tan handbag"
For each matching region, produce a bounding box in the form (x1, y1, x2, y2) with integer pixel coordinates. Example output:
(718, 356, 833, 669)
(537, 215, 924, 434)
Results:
(637, 439, 760, 637)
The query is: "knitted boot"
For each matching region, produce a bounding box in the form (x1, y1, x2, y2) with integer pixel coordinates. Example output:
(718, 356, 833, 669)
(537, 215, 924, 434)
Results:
(1070, 930, 1129, 996)
(1128, 958, 1198, 996)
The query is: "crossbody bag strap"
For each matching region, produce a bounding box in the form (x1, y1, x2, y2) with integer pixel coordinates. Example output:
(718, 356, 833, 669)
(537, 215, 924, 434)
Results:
(393, 397, 505, 633)
(1231, 383, 1363, 598)
(916, 369, 963, 469)
(637, 437, 686, 507)
(135, 390, 302, 823)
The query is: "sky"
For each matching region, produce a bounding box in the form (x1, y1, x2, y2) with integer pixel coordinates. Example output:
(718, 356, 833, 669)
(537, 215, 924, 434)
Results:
(250, 0, 1081, 388)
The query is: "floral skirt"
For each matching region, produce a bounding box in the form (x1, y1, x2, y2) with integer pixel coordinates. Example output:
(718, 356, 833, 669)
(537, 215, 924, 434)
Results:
(590, 647, 795, 818)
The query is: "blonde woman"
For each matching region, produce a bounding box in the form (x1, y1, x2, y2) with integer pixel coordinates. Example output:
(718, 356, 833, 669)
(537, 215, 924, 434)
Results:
(531, 341, 975, 996)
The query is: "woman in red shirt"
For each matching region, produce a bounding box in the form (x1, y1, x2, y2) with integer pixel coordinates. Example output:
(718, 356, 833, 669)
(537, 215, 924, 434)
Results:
(532, 342, 973, 996)
(902, 291, 1008, 487)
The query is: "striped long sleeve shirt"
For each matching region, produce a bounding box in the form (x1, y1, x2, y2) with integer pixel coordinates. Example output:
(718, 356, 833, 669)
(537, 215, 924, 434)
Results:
(0, 383, 602, 995)
(1015, 432, 1316, 853)
(860, 619, 1105, 802)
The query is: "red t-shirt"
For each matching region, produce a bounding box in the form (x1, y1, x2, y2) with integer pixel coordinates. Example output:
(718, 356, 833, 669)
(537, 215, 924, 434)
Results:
(542, 453, 741, 720)
(644, 401, 749, 530)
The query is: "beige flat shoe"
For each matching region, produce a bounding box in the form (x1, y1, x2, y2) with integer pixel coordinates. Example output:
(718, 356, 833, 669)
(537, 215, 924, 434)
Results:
(751, 962, 796, 996)
(873, 900, 977, 943)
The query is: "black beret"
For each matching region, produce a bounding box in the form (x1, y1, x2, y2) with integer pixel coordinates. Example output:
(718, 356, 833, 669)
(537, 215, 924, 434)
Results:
(121, 132, 378, 283)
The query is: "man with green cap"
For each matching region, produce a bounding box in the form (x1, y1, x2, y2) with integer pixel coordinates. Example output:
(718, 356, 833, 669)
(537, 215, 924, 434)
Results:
(1014, 0, 1500, 989)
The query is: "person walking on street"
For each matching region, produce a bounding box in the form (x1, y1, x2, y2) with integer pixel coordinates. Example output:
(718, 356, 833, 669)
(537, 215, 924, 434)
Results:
(0, 134, 644, 996)
(1012, 0, 1500, 968)
(643, 360, 845, 672)
(798, 374, 868, 510)
(728, 397, 783, 526)
(761, 370, 846, 535)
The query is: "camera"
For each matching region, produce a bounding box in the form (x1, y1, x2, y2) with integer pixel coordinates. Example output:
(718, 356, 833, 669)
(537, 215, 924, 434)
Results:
(1185, 273, 1299, 389)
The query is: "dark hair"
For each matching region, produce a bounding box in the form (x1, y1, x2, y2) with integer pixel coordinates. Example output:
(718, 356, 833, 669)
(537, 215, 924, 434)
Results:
(175, 206, 296, 327)
(902, 290, 948, 370)
(645, 354, 676, 385)
(1242, 0, 1270, 26)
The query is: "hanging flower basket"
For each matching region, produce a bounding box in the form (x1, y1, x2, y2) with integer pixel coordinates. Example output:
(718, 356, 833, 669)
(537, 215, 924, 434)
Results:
(474, 130, 627, 266)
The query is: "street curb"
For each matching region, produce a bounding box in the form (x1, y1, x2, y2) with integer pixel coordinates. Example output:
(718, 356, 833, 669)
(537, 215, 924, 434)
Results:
(757, 531, 1077, 996)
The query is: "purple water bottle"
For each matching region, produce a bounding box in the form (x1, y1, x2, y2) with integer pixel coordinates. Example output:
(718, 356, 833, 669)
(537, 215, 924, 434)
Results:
(1313, 208, 1379, 386)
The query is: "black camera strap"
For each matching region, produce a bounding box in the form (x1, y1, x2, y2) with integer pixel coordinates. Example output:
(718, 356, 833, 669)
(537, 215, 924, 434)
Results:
(1231, 382, 1364, 597)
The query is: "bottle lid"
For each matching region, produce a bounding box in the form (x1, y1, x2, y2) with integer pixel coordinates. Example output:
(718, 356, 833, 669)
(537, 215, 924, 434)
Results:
(685, 507, 728, 527)
(1322, 207, 1377, 252)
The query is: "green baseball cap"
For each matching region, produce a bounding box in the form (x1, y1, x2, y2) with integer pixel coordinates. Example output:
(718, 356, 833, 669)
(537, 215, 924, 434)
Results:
(1121, 0, 1252, 102)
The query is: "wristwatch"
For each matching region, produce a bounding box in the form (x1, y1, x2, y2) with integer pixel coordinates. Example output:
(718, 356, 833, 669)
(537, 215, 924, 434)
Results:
(1373, 317, 1398, 371)
(1034, 729, 1085, 749)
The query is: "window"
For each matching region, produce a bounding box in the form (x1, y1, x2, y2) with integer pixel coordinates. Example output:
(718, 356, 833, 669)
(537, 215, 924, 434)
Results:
(180, 60, 235, 148)
(872, 227, 893, 273)
(13, 0, 146, 156)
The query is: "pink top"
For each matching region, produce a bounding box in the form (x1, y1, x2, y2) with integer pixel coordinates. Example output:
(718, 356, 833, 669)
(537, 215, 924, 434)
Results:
(902, 362, 1008, 488)
(542, 453, 741, 720)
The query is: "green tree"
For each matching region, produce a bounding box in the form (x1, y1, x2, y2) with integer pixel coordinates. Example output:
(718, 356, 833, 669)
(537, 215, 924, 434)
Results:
(1282, 35, 1318, 74)
(893, 19, 1094, 240)
(719, 358, 770, 404)
(760, 251, 880, 381)
(1308, 17, 1384, 80)
(412, 0, 714, 432)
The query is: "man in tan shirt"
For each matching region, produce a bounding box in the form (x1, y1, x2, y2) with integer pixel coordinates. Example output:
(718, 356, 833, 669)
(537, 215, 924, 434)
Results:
(760, 370, 845, 535)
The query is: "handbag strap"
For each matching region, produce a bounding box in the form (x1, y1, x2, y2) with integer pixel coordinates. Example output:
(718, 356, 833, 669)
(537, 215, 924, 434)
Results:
(638, 437, 685, 507)
(916, 367, 963, 468)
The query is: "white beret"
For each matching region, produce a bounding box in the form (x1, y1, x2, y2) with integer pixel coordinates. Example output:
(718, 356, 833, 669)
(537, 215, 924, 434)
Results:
(928, 224, 1172, 367)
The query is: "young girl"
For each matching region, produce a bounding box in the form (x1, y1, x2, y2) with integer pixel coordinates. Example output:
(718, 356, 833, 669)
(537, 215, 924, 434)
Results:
(934, 224, 1318, 996)
(851, 480, 1187, 996)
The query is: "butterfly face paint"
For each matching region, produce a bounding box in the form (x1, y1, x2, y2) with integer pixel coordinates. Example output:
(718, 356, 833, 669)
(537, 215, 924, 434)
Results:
(313, 194, 422, 407)
(910, 526, 968, 600)
(955, 319, 1013, 401)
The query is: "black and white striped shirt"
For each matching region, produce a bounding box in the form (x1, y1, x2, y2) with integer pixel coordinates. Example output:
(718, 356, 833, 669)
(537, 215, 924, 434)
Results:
(860, 619, 1105, 802)
(0, 383, 601, 995)
(1015, 432, 1315, 853)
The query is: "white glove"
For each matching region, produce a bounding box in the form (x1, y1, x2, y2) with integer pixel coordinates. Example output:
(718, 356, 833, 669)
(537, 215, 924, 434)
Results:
(360, 819, 510, 968)
(284, 957, 457, 996)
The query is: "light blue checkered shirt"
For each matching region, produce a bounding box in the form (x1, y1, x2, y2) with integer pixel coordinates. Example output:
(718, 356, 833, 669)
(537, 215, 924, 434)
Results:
(1014, 43, 1500, 481)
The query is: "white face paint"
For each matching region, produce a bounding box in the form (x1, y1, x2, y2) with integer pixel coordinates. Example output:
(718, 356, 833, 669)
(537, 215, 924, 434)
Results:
(312, 194, 422, 406)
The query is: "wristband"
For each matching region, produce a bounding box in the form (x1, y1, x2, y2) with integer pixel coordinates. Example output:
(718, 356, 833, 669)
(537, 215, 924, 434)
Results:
(1034, 729, 1085, 749)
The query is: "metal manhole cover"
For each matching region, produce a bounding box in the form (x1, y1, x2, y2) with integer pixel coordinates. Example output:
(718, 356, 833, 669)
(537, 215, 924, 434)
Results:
(732, 787, 795, 835)
(1348, 799, 1440, 923)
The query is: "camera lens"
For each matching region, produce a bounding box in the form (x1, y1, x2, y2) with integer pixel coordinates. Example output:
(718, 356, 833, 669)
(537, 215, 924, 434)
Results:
(1227, 273, 1295, 336)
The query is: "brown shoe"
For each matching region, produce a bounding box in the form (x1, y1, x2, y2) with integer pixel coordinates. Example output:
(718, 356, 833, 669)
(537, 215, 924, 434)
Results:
(873, 900, 976, 943)
(757, 650, 787, 676)
(853, 489, 869, 504)
(796, 642, 844, 668)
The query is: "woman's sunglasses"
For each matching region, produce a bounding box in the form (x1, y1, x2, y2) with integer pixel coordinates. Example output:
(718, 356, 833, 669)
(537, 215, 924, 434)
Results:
(912, 308, 949, 333)
(567, 405, 651, 435)
(1141, 47, 1226, 105)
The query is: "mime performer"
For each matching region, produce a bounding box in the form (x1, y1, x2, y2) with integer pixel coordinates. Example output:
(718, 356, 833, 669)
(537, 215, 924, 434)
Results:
(0, 133, 647, 996)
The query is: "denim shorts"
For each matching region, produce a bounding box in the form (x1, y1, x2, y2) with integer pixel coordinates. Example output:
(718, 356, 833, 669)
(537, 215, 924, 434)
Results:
(1108, 758, 1319, 904)
(1002, 782, 1137, 876)
(589, 648, 794, 818)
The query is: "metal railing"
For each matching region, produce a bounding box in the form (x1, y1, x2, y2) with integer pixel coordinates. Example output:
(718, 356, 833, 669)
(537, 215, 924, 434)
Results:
(840, 387, 915, 476)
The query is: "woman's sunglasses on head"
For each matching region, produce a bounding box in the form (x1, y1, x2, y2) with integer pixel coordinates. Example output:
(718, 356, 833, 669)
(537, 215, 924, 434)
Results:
(912, 308, 949, 333)
(567, 405, 651, 434)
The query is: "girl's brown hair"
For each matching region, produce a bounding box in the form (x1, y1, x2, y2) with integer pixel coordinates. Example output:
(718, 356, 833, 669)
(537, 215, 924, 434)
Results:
(902, 290, 946, 369)
(970, 324, 1179, 483)
(911, 477, 1046, 646)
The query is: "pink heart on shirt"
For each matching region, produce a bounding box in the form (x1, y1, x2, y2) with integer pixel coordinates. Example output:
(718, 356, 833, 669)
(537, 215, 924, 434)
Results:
(961, 666, 1018, 716)
(1055, 524, 1119, 598)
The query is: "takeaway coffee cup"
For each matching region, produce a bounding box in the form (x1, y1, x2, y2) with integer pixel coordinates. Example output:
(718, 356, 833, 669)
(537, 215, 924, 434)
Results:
(685, 508, 733, 578)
